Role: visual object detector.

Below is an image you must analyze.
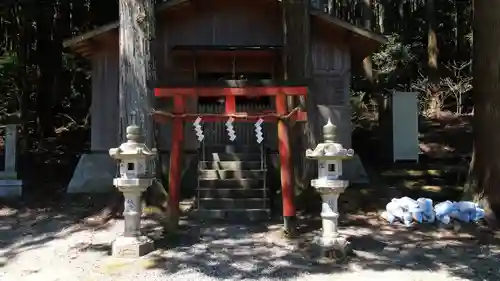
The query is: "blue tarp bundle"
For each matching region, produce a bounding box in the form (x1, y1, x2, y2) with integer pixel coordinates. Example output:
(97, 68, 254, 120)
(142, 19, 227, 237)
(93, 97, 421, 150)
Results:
(382, 197, 484, 226)
(434, 200, 485, 224)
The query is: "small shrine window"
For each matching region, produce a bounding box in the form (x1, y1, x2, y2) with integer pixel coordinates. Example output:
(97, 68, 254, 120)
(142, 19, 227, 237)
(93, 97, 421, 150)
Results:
(328, 163, 336, 172)
(127, 162, 135, 171)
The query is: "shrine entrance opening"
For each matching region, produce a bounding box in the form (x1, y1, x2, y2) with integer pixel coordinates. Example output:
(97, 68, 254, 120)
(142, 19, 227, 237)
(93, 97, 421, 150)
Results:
(196, 72, 275, 146)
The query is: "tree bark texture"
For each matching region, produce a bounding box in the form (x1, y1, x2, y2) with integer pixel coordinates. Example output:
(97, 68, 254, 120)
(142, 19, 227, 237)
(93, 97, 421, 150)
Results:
(119, 0, 156, 146)
(426, 0, 438, 70)
(87, 0, 158, 224)
(362, 0, 374, 87)
(15, 1, 33, 153)
(426, 0, 440, 115)
(118, 0, 170, 218)
(471, 0, 500, 221)
(84, 0, 165, 225)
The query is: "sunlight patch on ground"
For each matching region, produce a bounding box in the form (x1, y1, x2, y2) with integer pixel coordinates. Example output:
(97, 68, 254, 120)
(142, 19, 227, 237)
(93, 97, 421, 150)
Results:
(402, 180, 425, 189)
(400, 181, 463, 193)
(421, 185, 443, 192)
(382, 169, 444, 177)
(99, 256, 158, 275)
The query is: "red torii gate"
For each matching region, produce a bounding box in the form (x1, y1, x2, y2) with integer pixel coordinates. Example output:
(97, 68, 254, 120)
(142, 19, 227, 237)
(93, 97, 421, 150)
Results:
(153, 85, 308, 233)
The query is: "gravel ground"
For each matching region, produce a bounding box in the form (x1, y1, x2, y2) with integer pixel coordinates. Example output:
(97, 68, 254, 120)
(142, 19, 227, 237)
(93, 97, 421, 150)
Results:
(1, 208, 499, 281)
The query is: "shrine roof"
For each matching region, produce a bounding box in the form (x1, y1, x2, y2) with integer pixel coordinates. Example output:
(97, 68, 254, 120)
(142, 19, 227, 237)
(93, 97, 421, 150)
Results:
(63, 0, 386, 58)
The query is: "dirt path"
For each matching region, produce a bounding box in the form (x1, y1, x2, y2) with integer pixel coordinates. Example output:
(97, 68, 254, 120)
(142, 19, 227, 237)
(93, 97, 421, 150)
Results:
(0, 207, 499, 281)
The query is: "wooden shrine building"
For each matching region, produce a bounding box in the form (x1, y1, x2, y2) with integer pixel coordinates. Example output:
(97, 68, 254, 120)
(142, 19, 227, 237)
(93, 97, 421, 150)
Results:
(63, 0, 386, 222)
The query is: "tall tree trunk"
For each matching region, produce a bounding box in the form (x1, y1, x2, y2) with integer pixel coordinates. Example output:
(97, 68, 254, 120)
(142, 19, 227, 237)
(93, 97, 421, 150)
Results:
(426, 0, 440, 116)
(53, 0, 71, 106)
(366, 0, 386, 160)
(119, 0, 155, 144)
(455, 1, 469, 63)
(16, 2, 34, 154)
(86, 0, 159, 225)
(362, 0, 374, 88)
(469, 0, 500, 226)
(118, 0, 158, 212)
(361, 0, 378, 122)
(375, 0, 384, 34)
(35, 0, 55, 141)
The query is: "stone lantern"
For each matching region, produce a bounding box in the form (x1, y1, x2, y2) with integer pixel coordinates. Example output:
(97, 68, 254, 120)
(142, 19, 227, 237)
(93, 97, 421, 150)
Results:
(305, 119, 354, 259)
(109, 125, 157, 258)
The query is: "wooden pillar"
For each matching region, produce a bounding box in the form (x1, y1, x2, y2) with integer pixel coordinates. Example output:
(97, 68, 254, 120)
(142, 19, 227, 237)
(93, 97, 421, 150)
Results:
(168, 95, 185, 229)
(281, 0, 310, 235)
(276, 93, 295, 234)
(282, 0, 310, 82)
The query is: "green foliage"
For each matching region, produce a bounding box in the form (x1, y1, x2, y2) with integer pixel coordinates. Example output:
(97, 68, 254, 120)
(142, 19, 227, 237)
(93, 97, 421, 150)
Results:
(0, 53, 21, 120)
(372, 34, 417, 91)
(0, 53, 18, 94)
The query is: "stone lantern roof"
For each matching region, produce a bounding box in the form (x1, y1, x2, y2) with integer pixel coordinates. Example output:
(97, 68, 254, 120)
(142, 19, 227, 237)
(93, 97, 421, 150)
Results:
(305, 119, 354, 159)
(109, 125, 157, 160)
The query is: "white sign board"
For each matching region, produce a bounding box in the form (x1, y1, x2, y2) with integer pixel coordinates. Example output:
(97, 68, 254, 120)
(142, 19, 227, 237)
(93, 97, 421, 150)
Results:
(392, 91, 419, 162)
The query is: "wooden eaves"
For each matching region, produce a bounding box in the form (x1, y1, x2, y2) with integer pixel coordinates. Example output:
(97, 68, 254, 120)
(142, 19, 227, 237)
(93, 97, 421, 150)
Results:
(63, 0, 387, 58)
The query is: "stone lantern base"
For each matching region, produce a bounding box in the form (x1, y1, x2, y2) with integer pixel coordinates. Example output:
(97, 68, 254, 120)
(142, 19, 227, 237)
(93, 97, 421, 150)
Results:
(111, 179, 155, 258)
(311, 180, 351, 261)
(312, 236, 351, 256)
(112, 236, 154, 258)
(308, 237, 352, 263)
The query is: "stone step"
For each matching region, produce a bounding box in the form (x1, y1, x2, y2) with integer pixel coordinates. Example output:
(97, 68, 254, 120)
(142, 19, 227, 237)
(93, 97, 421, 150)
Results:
(194, 209, 271, 221)
(199, 179, 265, 189)
(198, 198, 270, 209)
(201, 153, 262, 162)
(202, 145, 264, 154)
(197, 188, 266, 199)
(200, 161, 263, 170)
(198, 169, 266, 180)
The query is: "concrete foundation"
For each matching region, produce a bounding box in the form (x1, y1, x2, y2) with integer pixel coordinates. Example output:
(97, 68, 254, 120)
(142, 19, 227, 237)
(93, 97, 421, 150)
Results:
(0, 179, 23, 198)
(0, 125, 23, 198)
(343, 155, 369, 184)
(111, 236, 154, 258)
(67, 153, 116, 193)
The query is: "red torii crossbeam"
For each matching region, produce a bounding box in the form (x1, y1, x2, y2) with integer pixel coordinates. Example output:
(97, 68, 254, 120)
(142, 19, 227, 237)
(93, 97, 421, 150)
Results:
(155, 86, 307, 97)
(154, 85, 308, 233)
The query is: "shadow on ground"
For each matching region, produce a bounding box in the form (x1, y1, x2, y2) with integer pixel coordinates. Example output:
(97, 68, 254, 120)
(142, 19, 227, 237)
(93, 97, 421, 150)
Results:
(0, 195, 112, 267)
(339, 214, 500, 281)
(1, 195, 499, 281)
(114, 214, 500, 281)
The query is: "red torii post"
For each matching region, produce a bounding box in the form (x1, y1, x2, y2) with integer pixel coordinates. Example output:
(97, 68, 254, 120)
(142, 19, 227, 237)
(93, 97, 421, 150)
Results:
(154, 86, 307, 233)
